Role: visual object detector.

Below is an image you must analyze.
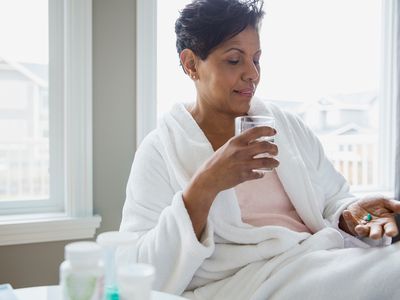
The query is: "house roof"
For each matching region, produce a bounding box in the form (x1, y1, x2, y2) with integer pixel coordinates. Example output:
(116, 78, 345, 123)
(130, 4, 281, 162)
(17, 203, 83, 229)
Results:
(325, 123, 370, 136)
(317, 91, 377, 110)
(259, 91, 377, 115)
(0, 56, 48, 88)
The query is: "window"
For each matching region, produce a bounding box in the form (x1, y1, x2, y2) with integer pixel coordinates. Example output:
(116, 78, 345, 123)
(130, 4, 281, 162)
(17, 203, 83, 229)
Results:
(137, 0, 396, 195)
(0, 0, 100, 246)
(0, 0, 51, 207)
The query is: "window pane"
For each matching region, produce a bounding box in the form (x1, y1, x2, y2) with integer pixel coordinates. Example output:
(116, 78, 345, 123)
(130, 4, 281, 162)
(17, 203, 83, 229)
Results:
(258, 0, 381, 191)
(157, 0, 195, 116)
(0, 0, 49, 201)
(157, 0, 382, 192)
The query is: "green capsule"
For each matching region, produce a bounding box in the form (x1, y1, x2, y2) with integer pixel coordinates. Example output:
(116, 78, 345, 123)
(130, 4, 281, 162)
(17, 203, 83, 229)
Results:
(364, 213, 372, 222)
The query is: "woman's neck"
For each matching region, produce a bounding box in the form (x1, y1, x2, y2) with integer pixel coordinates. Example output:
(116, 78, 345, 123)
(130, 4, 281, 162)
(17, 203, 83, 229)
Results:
(188, 102, 236, 150)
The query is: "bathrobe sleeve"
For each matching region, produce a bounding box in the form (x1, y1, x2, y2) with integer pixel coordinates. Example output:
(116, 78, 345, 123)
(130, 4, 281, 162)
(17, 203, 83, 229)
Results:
(119, 131, 215, 294)
(288, 114, 390, 247)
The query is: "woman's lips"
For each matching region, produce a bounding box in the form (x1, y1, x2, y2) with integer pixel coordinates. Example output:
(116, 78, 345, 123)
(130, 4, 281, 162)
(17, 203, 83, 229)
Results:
(234, 88, 254, 97)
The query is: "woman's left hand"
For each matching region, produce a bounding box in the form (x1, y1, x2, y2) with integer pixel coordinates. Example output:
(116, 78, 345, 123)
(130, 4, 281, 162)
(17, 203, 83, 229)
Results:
(340, 195, 400, 240)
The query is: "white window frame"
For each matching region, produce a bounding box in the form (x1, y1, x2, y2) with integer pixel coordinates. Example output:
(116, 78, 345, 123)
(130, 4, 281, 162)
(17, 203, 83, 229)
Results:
(0, 0, 101, 246)
(136, 0, 397, 197)
(136, 0, 157, 147)
(378, 0, 398, 194)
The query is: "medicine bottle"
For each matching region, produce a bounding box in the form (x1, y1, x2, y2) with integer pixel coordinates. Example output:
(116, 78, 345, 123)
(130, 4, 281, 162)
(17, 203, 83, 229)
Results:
(96, 231, 136, 300)
(60, 241, 104, 300)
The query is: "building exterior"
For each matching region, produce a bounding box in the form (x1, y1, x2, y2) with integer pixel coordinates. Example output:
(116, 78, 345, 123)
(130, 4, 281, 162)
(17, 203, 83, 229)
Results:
(267, 92, 379, 190)
(0, 57, 49, 200)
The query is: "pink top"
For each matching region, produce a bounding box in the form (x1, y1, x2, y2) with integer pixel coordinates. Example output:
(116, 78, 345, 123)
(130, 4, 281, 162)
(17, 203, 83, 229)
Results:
(235, 170, 312, 233)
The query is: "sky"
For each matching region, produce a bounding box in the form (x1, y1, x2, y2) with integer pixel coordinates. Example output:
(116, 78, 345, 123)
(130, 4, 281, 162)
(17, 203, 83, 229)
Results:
(0, 0, 48, 64)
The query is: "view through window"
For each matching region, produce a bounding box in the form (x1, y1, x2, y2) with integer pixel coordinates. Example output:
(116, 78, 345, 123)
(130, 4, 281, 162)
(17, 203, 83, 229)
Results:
(0, 0, 49, 201)
(157, 0, 382, 192)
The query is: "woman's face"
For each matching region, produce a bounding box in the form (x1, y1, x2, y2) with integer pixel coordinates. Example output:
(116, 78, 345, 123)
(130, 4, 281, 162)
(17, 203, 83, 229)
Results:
(195, 26, 261, 117)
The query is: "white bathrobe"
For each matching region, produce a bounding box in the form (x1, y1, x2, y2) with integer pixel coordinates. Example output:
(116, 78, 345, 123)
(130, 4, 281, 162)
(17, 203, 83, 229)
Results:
(120, 98, 399, 300)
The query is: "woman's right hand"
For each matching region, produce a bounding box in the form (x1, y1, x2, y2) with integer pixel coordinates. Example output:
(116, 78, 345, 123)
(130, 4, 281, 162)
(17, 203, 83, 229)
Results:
(195, 125, 279, 196)
(183, 125, 278, 239)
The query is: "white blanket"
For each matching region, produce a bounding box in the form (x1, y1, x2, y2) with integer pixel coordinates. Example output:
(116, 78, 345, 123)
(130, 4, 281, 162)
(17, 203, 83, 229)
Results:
(120, 98, 398, 299)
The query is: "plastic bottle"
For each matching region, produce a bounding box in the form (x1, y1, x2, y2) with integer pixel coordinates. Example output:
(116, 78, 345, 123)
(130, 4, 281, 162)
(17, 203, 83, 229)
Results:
(96, 231, 136, 300)
(60, 241, 104, 300)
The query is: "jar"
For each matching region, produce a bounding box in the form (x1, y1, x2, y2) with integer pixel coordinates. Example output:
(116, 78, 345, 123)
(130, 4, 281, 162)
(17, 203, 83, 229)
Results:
(60, 241, 104, 300)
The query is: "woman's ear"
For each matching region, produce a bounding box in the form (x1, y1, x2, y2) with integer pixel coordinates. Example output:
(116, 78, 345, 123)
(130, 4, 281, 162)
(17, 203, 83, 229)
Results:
(180, 49, 199, 80)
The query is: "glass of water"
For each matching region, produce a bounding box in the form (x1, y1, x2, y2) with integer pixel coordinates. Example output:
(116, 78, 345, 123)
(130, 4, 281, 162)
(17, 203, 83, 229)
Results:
(235, 115, 276, 172)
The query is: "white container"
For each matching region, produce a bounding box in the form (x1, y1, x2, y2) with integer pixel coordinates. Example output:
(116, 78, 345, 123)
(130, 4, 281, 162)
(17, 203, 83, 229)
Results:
(60, 241, 104, 300)
(96, 231, 137, 300)
(117, 264, 155, 300)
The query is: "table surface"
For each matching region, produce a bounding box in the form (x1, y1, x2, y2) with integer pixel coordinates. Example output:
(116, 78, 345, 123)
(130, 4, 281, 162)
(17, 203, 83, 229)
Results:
(14, 285, 188, 300)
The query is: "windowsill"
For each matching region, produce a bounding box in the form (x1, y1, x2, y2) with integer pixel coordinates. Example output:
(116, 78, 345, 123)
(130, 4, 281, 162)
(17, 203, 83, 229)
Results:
(0, 214, 102, 246)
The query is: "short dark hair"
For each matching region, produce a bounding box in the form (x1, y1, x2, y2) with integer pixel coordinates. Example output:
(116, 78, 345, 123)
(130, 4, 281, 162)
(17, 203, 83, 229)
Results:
(175, 0, 264, 60)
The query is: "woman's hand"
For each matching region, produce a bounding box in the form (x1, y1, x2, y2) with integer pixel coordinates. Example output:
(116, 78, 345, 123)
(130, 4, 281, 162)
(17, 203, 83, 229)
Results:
(340, 195, 400, 240)
(195, 125, 279, 195)
(183, 125, 278, 239)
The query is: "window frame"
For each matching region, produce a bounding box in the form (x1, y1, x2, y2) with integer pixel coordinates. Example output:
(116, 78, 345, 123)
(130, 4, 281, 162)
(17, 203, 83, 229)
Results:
(378, 0, 398, 194)
(0, 0, 101, 246)
(136, 0, 157, 147)
(136, 0, 397, 196)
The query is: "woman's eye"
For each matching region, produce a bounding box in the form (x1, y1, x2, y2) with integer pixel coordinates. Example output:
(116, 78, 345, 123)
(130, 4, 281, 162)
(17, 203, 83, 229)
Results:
(253, 60, 260, 65)
(228, 60, 239, 65)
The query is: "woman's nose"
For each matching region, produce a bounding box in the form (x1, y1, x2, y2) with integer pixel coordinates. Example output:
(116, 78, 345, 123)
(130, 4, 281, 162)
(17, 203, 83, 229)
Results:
(242, 60, 259, 82)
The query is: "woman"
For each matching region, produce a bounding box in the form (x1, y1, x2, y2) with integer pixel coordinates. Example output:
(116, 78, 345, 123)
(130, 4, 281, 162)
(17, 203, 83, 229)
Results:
(120, 0, 400, 299)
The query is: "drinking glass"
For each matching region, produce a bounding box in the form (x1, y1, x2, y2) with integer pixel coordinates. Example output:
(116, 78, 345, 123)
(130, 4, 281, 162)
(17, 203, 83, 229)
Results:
(235, 115, 276, 172)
